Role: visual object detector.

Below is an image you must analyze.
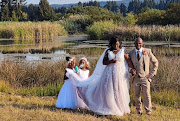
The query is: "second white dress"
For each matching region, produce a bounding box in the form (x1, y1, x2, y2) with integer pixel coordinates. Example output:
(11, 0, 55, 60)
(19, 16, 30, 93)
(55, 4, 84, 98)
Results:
(56, 68, 89, 109)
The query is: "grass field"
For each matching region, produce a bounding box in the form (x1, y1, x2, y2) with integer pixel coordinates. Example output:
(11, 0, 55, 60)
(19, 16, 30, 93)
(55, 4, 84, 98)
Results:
(0, 92, 179, 121)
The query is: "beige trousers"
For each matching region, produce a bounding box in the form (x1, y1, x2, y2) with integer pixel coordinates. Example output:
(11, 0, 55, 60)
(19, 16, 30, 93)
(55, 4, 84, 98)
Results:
(133, 76, 152, 113)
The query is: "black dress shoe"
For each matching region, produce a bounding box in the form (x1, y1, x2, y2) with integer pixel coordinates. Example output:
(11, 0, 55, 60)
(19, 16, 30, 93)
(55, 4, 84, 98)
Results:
(138, 112, 142, 115)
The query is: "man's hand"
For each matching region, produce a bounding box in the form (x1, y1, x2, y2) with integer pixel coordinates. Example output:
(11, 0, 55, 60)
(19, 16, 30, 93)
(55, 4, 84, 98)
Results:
(130, 68, 136, 76)
(145, 73, 154, 79)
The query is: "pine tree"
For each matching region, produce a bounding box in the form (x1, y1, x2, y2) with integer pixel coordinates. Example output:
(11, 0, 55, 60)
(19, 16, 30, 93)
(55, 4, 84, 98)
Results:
(39, 0, 57, 21)
(11, 10, 18, 21)
(104, 1, 119, 13)
(159, 0, 165, 10)
(27, 4, 39, 21)
(128, 0, 141, 14)
(1, 6, 10, 21)
(119, 3, 127, 16)
(78, 2, 82, 6)
(0, 0, 26, 21)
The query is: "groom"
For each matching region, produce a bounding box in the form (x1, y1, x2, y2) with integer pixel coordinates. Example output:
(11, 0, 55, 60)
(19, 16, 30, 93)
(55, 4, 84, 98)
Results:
(129, 37, 158, 115)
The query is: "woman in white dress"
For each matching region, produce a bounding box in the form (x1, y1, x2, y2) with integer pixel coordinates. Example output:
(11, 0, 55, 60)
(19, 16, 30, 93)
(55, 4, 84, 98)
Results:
(56, 57, 89, 109)
(66, 36, 134, 116)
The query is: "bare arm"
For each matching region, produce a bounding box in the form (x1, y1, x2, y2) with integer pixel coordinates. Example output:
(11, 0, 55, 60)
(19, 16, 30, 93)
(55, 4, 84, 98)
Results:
(103, 50, 117, 65)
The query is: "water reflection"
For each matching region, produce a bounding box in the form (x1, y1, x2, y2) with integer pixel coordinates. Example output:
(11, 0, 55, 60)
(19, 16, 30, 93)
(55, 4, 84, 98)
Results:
(0, 36, 179, 62)
(25, 55, 41, 61)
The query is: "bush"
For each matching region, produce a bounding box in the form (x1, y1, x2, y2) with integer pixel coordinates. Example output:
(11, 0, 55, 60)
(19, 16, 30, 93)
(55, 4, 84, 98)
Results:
(59, 15, 93, 34)
(87, 20, 117, 40)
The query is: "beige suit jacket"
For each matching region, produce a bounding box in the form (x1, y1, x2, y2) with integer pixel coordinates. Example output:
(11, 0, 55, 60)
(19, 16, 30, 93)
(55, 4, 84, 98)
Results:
(129, 48, 158, 81)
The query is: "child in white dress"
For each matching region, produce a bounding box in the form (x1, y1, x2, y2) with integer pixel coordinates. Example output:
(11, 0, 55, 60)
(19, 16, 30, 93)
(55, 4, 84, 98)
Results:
(56, 57, 90, 109)
(56, 57, 78, 109)
(78, 57, 90, 80)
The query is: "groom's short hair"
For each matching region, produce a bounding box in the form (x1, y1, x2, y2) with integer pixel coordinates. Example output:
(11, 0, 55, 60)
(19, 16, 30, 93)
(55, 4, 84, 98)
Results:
(134, 37, 143, 43)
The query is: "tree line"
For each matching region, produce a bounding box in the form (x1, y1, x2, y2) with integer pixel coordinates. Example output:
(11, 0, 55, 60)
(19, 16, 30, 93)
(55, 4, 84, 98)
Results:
(0, 0, 57, 21)
(0, 0, 180, 25)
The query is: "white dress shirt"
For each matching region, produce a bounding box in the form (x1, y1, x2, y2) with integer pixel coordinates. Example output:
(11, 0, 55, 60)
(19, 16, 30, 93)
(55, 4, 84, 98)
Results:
(135, 47, 143, 58)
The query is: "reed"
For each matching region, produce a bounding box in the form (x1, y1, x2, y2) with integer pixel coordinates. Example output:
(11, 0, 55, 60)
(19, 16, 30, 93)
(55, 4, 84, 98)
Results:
(0, 55, 179, 91)
(0, 60, 66, 88)
(152, 56, 180, 92)
(0, 22, 67, 40)
(88, 21, 180, 41)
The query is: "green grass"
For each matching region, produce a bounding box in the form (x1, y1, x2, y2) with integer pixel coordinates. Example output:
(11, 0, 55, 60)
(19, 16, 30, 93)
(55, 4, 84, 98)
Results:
(17, 82, 63, 96)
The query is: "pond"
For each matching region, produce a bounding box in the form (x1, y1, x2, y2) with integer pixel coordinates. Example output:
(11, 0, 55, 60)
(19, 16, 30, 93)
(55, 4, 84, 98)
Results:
(0, 35, 180, 62)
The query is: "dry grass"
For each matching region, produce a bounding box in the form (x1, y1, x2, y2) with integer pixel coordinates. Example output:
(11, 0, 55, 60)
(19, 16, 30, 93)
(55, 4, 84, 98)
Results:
(0, 55, 179, 95)
(0, 92, 179, 121)
(88, 21, 180, 41)
(153, 56, 180, 92)
(0, 22, 67, 40)
(0, 60, 66, 88)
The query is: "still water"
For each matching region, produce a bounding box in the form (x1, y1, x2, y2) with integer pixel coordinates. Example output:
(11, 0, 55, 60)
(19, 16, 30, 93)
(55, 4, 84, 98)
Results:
(0, 35, 179, 62)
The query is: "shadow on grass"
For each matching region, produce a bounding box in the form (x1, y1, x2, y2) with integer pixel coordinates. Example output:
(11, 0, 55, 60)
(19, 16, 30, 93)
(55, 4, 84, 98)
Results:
(11, 103, 123, 120)
(12, 103, 58, 112)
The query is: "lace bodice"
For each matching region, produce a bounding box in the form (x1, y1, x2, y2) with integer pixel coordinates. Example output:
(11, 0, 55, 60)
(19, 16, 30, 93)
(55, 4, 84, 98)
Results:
(108, 47, 125, 62)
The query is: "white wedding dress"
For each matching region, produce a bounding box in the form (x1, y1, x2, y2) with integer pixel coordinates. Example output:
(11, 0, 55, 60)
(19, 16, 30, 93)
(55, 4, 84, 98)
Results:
(56, 68, 89, 109)
(66, 47, 130, 116)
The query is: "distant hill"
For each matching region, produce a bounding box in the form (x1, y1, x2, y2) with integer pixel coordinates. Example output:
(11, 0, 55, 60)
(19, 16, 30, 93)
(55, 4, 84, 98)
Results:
(51, 3, 77, 8)
(51, 0, 161, 8)
(50, 1, 128, 8)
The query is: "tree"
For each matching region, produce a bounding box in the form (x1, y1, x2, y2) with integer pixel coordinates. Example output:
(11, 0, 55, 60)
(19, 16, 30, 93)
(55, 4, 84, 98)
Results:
(78, 2, 82, 6)
(119, 3, 127, 16)
(27, 4, 39, 21)
(83, 1, 100, 7)
(159, 0, 165, 10)
(0, 0, 26, 21)
(104, 1, 119, 13)
(125, 12, 137, 25)
(1, 6, 10, 21)
(39, 0, 57, 21)
(137, 8, 166, 25)
(128, 0, 142, 14)
(11, 10, 18, 21)
(165, 3, 180, 24)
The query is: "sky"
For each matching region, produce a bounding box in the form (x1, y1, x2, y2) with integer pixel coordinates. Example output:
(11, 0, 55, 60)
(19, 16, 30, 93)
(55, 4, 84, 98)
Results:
(26, 0, 123, 5)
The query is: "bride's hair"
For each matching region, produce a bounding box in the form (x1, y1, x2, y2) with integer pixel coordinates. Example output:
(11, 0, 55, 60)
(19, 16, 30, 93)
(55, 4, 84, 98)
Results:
(108, 36, 122, 50)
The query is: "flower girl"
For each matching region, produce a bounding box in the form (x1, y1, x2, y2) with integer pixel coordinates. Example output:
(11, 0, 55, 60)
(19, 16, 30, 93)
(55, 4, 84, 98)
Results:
(56, 57, 89, 109)
(78, 57, 90, 80)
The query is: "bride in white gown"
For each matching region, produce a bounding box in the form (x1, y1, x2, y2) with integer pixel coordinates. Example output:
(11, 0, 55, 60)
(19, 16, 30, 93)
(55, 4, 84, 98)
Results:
(66, 36, 134, 116)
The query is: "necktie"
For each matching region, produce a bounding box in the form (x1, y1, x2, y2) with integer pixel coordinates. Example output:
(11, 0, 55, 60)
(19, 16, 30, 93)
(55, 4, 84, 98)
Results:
(137, 51, 140, 61)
